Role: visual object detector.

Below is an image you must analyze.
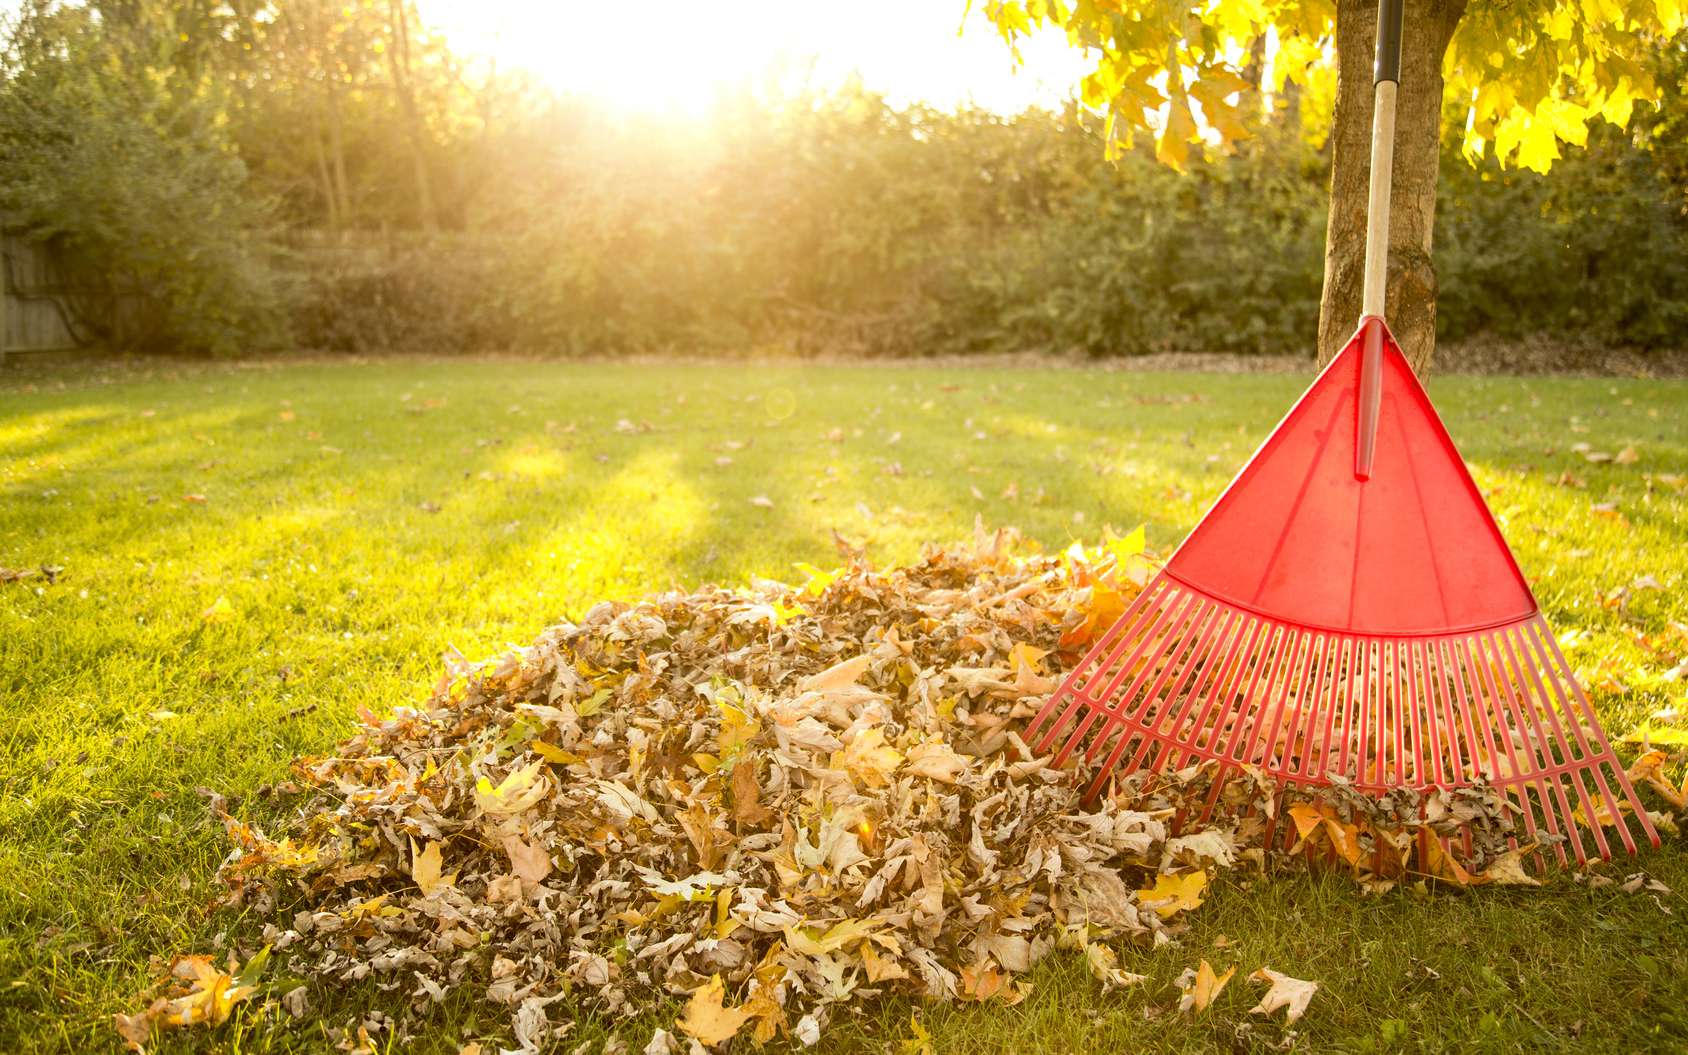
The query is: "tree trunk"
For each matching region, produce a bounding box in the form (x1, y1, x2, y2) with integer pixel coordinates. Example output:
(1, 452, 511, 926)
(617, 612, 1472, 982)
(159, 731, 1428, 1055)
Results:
(385, 0, 437, 231)
(1317, 0, 1465, 373)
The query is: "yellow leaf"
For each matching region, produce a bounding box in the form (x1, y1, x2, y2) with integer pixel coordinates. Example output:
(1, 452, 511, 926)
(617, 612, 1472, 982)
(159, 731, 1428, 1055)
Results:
(677, 974, 754, 1049)
(1007, 641, 1049, 675)
(1177, 959, 1237, 1014)
(473, 759, 549, 816)
(794, 562, 839, 597)
(1106, 523, 1147, 563)
(1660, 0, 1684, 35)
(1515, 115, 1561, 174)
(1157, 92, 1197, 171)
(200, 596, 235, 624)
(409, 838, 454, 896)
(861, 940, 909, 982)
(782, 918, 880, 956)
(1136, 869, 1209, 918)
(837, 727, 904, 788)
(1248, 967, 1318, 1023)
(530, 740, 581, 765)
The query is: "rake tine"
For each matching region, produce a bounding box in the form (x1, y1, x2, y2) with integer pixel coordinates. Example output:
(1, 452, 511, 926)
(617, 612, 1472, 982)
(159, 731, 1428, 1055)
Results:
(1086, 597, 1216, 763)
(1495, 627, 1592, 863)
(1462, 634, 1545, 857)
(1421, 641, 1448, 788)
(1187, 616, 1264, 761)
(1122, 605, 1234, 776)
(1255, 624, 1316, 773)
(1149, 610, 1245, 772)
(1482, 629, 1575, 865)
(1434, 637, 1482, 784)
(1028, 578, 1165, 747)
(1502, 625, 1613, 859)
(1228, 625, 1302, 767)
(1341, 638, 1373, 783)
(1517, 620, 1636, 856)
(1300, 635, 1345, 783)
(1390, 639, 1406, 789)
(1051, 585, 1196, 762)
(1291, 633, 1337, 782)
(1536, 621, 1659, 851)
(1034, 576, 1172, 735)
(1067, 590, 1206, 768)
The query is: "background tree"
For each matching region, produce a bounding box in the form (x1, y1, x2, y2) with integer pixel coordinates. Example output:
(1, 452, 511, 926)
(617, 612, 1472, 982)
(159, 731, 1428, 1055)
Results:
(982, 0, 1685, 371)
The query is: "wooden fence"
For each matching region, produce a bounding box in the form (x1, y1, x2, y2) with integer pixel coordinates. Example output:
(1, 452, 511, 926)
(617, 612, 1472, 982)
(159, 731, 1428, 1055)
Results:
(1, 225, 87, 357)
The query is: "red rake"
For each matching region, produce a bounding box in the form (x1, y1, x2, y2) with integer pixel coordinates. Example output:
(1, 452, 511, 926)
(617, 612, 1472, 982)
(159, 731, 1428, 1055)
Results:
(1029, 0, 1659, 866)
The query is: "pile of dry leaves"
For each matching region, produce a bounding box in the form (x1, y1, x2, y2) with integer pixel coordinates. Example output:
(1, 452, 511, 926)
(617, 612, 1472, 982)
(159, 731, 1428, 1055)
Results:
(116, 526, 1677, 1053)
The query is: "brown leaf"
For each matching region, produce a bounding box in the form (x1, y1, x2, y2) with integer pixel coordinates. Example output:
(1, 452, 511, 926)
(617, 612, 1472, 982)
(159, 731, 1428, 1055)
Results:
(677, 974, 753, 1048)
(730, 759, 773, 825)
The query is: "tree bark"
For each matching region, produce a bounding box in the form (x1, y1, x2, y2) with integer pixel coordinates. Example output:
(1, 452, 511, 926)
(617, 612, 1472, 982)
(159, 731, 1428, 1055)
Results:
(1317, 0, 1465, 373)
(386, 0, 437, 231)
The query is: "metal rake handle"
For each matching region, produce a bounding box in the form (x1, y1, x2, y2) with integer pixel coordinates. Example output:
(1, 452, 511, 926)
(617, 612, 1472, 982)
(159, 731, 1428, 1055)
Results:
(1355, 0, 1404, 481)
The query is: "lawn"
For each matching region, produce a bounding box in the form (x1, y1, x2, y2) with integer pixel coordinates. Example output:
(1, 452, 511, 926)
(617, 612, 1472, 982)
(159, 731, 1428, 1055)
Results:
(1, 355, 1685, 1054)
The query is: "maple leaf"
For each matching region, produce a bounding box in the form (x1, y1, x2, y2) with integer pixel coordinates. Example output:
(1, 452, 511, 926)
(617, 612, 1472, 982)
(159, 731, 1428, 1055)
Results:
(473, 760, 549, 816)
(1136, 869, 1209, 918)
(838, 727, 904, 788)
(903, 740, 966, 784)
(1248, 967, 1318, 1024)
(502, 834, 553, 886)
(677, 974, 754, 1048)
(1476, 846, 1541, 887)
(861, 940, 910, 983)
(1176, 959, 1237, 1014)
(409, 838, 454, 896)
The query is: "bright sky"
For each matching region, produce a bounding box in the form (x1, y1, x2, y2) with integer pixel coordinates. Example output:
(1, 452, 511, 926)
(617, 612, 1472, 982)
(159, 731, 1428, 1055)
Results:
(418, 0, 1091, 115)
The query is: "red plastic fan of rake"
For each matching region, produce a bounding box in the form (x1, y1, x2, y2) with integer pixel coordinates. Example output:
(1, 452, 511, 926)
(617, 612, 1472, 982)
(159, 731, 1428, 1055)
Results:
(1027, 318, 1660, 866)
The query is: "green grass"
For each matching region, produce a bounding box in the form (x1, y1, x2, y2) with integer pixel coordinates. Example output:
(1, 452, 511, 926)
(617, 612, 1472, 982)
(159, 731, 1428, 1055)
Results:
(2, 356, 1685, 1054)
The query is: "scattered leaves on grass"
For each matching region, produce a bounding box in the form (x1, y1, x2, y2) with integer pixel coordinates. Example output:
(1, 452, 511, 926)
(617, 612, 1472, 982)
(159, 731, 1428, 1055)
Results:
(0, 563, 63, 585)
(113, 947, 269, 1052)
(1247, 967, 1318, 1024)
(1175, 959, 1236, 1014)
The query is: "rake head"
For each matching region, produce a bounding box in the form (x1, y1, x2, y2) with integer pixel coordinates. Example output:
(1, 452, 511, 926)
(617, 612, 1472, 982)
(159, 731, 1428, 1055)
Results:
(1030, 320, 1660, 866)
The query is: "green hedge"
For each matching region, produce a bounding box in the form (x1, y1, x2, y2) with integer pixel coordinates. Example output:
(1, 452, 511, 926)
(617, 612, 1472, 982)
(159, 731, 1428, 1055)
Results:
(284, 95, 1685, 359)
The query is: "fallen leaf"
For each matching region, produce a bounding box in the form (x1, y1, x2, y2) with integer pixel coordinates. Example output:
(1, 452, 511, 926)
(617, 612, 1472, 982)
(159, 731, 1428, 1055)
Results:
(1083, 942, 1146, 991)
(1137, 870, 1209, 919)
(1248, 967, 1318, 1023)
(1176, 959, 1236, 1014)
(677, 974, 753, 1048)
(473, 760, 549, 816)
(502, 834, 553, 885)
(410, 838, 454, 896)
